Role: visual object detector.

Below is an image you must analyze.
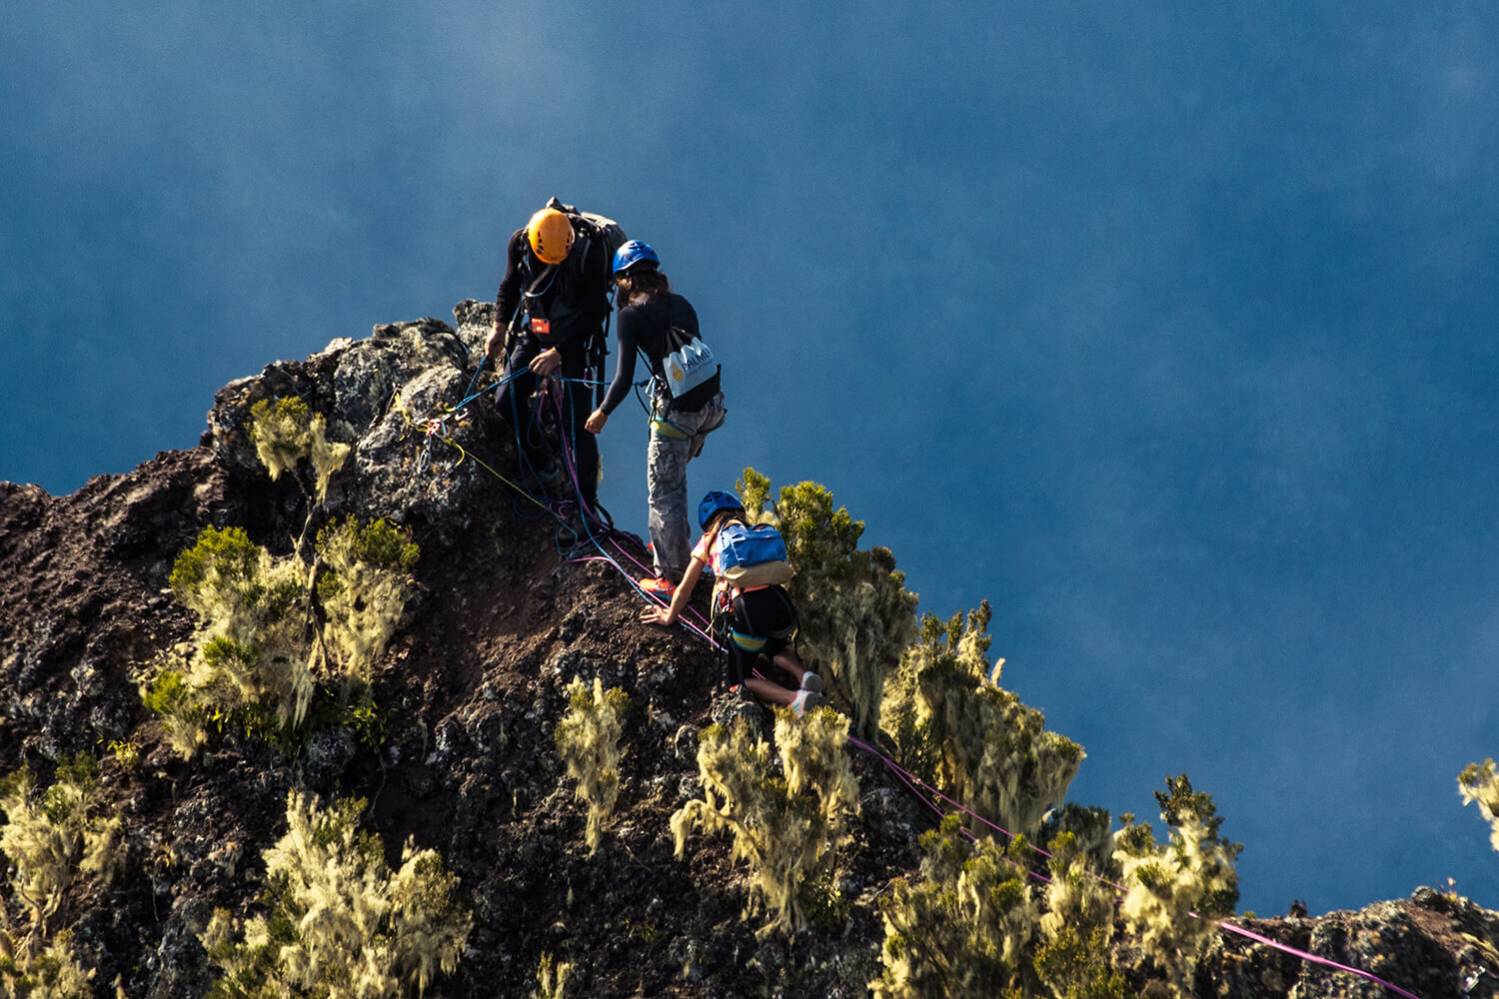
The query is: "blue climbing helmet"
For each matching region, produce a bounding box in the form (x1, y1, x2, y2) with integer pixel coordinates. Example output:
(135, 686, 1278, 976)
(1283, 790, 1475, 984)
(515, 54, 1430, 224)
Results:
(698, 490, 744, 530)
(612, 239, 659, 275)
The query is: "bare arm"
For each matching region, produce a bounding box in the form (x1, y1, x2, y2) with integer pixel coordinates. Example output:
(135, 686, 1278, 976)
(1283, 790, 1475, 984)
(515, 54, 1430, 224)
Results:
(663, 558, 704, 624)
(641, 555, 706, 626)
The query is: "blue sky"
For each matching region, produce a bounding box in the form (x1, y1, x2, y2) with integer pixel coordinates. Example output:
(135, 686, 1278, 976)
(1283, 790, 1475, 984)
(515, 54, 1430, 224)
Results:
(3, 3, 1496, 916)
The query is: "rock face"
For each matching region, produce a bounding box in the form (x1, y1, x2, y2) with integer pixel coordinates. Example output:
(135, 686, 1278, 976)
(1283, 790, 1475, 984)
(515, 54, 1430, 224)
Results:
(0, 302, 1493, 998)
(1200, 888, 1499, 998)
(201, 305, 502, 550)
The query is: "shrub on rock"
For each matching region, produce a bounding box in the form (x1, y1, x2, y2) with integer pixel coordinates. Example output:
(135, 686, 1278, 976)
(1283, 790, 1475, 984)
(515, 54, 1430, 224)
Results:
(871, 815, 1039, 998)
(554, 678, 630, 856)
(202, 790, 471, 999)
(1112, 775, 1240, 998)
(671, 707, 859, 937)
(884, 601, 1083, 842)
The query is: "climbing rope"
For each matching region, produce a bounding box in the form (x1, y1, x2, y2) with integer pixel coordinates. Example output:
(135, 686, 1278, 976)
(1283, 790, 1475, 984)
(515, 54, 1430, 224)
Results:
(844, 735, 1424, 999)
(409, 364, 1425, 999)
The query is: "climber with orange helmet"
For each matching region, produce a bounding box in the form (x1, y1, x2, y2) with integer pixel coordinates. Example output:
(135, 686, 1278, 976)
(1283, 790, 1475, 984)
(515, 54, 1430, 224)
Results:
(485, 201, 614, 509)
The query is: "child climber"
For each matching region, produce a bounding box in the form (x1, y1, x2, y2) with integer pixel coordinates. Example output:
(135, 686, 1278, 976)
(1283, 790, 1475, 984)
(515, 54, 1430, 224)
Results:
(640, 490, 824, 715)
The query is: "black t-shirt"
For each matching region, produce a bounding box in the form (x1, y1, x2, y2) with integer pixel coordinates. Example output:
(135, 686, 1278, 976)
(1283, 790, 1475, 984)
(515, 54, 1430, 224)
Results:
(494, 227, 610, 354)
(601, 292, 718, 414)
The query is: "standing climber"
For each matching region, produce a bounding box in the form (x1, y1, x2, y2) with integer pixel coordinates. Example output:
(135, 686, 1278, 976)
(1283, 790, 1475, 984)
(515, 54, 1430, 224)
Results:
(641, 491, 822, 715)
(584, 241, 725, 593)
(486, 201, 616, 511)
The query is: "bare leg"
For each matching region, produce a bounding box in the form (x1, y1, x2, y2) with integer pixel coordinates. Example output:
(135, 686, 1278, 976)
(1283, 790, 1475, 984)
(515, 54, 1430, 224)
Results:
(745, 677, 797, 707)
(771, 648, 809, 683)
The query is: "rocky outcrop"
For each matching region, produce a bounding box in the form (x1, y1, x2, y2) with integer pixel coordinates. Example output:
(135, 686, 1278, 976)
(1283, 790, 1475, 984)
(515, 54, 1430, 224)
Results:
(1200, 888, 1499, 998)
(201, 305, 502, 550)
(0, 301, 1492, 997)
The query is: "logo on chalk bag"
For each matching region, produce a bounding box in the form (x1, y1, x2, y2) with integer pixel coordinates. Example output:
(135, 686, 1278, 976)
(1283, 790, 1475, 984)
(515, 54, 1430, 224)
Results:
(662, 337, 717, 398)
(531, 317, 552, 335)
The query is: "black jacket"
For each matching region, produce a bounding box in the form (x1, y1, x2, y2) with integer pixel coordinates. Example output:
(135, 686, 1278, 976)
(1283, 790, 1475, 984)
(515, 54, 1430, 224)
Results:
(495, 227, 611, 355)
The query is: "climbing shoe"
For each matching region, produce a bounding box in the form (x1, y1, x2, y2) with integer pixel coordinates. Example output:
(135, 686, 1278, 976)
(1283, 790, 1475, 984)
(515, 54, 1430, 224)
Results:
(790, 689, 824, 717)
(799, 671, 823, 694)
(639, 577, 676, 597)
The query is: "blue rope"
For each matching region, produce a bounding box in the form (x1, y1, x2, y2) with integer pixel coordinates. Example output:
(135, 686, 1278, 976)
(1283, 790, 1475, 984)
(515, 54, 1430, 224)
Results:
(452, 368, 525, 415)
(459, 354, 487, 404)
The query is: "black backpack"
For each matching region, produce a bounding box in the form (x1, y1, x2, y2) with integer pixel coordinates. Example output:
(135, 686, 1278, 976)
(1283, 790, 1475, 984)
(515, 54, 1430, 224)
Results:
(515, 198, 628, 403)
(545, 197, 628, 267)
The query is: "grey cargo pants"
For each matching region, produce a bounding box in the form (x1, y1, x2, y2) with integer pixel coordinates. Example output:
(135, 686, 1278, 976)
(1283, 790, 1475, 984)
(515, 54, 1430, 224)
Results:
(647, 392, 726, 580)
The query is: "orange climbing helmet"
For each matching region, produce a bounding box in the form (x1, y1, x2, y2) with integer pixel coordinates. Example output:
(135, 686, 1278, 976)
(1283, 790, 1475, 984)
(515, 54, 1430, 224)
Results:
(526, 207, 574, 264)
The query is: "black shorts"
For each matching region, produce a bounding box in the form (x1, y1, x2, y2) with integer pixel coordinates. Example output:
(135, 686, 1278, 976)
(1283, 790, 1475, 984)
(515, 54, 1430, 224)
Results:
(722, 586, 798, 687)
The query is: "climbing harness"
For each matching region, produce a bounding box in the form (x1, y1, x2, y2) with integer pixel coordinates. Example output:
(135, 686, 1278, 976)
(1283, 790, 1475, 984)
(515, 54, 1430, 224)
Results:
(647, 415, 692, 440)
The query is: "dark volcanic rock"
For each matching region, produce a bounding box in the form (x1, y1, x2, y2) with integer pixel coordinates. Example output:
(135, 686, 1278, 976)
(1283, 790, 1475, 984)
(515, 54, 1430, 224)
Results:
(0, 301, 1493, 998)
(1194, 887, 1499, 997)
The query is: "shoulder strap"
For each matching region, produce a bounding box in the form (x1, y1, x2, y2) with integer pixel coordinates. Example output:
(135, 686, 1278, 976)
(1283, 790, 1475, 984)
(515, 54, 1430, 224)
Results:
(663, 295, 695, 351)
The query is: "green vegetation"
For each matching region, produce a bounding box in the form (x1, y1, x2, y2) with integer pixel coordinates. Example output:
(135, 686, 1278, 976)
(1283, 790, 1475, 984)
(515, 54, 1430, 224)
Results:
(202, 791, 471, 999)
(0, 923, 94, 998)
(872, 820, 1129, 999)
(156, 526, 315, 749)
(0, 757, 121, 928)
(104, 740, 140, 771)
(1112, 775, 1241, 997)
(1459, 758, 1499, 852)
(143, 517, 416, 758)
(249, 397, 313, 483)
(0, 757, 117, 998)
(248, 397, 350, 504)
(145, 396, 414, 756)
(532, 952, 572, 999)
(1042, 804, 1115, 873)
(737, 469, 917, 737)
(1032, 924, 1128, 999)
(884, 602, 1083, 841)
(1034, 832, 1127, 999)
(672, 707, 859, 937)
(871, 815, 1038, 998)
(313, 517, 420, 696)
(340, 694, 387, 752)
(146, 527, 315, 756)
(554, 678, 630, 856)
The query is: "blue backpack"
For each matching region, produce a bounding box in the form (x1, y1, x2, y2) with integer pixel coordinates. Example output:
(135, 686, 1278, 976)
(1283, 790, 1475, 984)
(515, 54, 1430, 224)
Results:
(716, 523, 794, 588)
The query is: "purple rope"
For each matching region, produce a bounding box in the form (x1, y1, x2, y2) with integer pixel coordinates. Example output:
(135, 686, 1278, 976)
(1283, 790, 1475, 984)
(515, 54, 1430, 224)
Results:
(421, 385, 1425, 999)
(844, 736, 1424, 999)
(566, 552, 723, 649)
(1216, 921, 1422, 999)
(603, 533, 716, 632)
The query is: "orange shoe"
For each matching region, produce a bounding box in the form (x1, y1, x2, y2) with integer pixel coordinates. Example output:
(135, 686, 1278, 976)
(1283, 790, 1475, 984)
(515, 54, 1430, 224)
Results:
(639, 577, 676, 597)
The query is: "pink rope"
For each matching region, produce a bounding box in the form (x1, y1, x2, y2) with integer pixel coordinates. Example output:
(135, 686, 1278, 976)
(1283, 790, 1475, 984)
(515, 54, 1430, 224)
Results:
(604, 533, 716, 632)
(568, 553, 723, 649)
(844, 736, 1424, 999)
(432, 386, 1424, 999)
(1214, 920, 1422, 999)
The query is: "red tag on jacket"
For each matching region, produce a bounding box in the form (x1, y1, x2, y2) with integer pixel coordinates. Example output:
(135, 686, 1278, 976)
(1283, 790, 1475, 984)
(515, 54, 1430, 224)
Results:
(531, 317, 552, 336)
